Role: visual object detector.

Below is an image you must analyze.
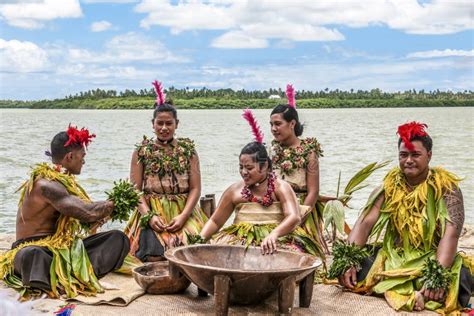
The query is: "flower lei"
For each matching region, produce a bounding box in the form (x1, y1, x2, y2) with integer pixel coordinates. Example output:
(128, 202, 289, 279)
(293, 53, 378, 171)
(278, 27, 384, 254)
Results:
(241, 172, 276, 207)
(136, 136, 195, 177)
(271, 138, 323, 175)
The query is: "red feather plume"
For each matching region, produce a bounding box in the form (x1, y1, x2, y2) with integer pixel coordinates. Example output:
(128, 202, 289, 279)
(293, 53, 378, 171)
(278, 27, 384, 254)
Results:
(397, 121, 428, 151)
(242, 109, 264, 144)
(64, 124, 96, 149)
(286, 84, 296, 108)
(152, 80, 166, 106)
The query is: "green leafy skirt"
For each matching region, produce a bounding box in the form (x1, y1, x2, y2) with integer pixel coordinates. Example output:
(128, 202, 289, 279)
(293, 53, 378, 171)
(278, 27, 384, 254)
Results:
(125, 194, 208, 256)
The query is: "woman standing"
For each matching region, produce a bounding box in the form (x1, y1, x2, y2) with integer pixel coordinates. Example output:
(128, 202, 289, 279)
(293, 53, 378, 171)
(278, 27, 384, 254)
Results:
(270, 84, 331, 255)
(125, 81, 207, 262)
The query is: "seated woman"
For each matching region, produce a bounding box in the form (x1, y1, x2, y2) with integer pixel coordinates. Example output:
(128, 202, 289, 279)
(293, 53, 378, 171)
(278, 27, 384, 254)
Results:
(199, 110, 320, 256)
(269, 84, 335, 257)
(124, 80, 207, 262)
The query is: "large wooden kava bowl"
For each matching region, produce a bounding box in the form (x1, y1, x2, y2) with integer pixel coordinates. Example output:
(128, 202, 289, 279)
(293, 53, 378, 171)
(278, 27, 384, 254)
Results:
(165, 245, 320, 315)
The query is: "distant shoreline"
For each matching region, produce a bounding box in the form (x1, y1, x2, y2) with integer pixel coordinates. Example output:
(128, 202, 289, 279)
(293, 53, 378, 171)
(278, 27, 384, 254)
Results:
(1, 97, 473, 109)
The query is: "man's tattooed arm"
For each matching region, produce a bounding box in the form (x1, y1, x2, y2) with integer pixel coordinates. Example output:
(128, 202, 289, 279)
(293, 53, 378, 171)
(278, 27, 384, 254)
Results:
(443, 187, 465, 237)
(39, 180, 114, 223)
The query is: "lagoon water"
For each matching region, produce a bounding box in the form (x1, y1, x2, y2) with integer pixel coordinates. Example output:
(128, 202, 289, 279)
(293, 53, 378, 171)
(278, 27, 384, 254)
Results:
(0, 107, 472, 233)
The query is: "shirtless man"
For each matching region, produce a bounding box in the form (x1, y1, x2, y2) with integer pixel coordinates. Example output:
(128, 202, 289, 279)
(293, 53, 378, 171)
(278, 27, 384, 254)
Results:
(10, 126, 129, 293)
(335, 122, 472, 313)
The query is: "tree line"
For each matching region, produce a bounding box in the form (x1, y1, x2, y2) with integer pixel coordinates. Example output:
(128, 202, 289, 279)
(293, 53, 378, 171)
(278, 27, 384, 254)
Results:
(0, 87, 472, 109)
(61, 87, 473, 101)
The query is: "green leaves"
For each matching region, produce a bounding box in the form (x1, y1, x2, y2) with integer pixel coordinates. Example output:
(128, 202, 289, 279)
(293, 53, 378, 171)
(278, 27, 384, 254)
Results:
(323, 200, 345, 235)
(106, 179, 141, 223)
(139, 211, 155, 228)
(420, 258, 451, 291)
(342, 160, 390, 202)
(327, 240, 368, 279)
(322, 161, 389, 242)
(186, 233, 206, 245)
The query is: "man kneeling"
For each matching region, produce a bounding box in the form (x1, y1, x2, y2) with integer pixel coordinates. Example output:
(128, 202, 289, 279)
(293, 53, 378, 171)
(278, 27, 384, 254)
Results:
(330, 122, 473, 314)
(0, 125, 130, 299)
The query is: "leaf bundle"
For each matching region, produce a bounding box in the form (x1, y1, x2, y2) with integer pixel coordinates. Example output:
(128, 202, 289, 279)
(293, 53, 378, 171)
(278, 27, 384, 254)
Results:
(327, 240, 368, 279)
(186, 233, 206, 245)
(106, 179, 141, 223)
(420, 258, 451, 291)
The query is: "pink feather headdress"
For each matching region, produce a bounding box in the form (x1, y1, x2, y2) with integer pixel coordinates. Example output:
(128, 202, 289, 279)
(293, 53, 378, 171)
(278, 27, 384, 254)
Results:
(286, 84, 296, 108)
(397, 121, 428, 151)
(242, 109, 264, 144)
(152, 80, 166, 106)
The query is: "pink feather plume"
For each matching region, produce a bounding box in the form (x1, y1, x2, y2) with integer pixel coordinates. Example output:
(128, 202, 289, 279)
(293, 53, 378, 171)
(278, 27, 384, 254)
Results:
(286, 84, 296, 108)
(242, 109, 264, 144)
(152, 80, 166, 106)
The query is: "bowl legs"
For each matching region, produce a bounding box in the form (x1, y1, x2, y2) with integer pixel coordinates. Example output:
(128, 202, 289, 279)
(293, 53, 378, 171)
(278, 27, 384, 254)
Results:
(299, 271, 315, 308)
(214, 275, 231, 316)
(278, 275, 296, 314)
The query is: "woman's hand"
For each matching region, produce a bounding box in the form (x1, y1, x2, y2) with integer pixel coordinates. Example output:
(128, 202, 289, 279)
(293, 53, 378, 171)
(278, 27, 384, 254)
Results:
(149, 215, 166, 232)
(261, 232, 279, 255)
(166, 213, 189, 232)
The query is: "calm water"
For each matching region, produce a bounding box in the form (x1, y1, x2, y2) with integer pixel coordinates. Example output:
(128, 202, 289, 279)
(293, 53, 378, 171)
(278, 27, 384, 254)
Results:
(0, 108, 472, 234)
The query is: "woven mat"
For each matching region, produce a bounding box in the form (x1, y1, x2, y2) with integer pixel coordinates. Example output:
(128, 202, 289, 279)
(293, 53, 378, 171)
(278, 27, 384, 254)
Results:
(312, 284, 437, 316)
(68, 273, 144, 306)
(72, 283, 443, 316)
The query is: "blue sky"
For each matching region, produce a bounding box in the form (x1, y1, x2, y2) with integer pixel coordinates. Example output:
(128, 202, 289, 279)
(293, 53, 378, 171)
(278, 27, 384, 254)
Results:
(0, 0, 472, 100)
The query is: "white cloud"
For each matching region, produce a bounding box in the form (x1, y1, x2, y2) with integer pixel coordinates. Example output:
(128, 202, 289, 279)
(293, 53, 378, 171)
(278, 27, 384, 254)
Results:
(56, 63, 157, 80)
(0, 38, 49, 72)
(91, 20, 112, 32)
(0, 0, 82, 29)
(82, 0, 137, 3)
(134, 0, 473, 49)
(211, 31, 268, 49)
(240, 23, 344, 42)
(169, 57, 472, 93)
(0, 32, 186, 99)
(407, 49, 474, 58)
(1, 52, 472, 100)
(386, 0, 472, 35)
(68, 32, 189, 64)
(135, 0, 236, 33)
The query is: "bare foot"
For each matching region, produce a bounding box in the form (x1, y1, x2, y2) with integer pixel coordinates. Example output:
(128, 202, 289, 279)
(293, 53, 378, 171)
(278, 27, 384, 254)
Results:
(414, 291, 425, 311)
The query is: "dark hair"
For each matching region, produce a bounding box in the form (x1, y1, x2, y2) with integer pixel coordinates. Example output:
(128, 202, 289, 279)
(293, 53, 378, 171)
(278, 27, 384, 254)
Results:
(240, 142, 272, 170)
(398, 135, 433, 152)
(270, 104, 304, 136)
(152, 99, 177, 121)
(50, 132, 81, 162)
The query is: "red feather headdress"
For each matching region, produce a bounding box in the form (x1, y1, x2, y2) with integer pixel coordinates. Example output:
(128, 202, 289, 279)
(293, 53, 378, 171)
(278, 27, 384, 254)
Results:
(64, 124, 96, 149)
(242, 109, 264, 144)
(286, 84, 296, 109)
(152, 80, 166, 106)
(397, 121, 428, 151)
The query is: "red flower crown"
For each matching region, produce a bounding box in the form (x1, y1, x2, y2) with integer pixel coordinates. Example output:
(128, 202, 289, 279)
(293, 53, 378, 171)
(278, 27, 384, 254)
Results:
(397, 121, 428, 151)
(64, 124, 96, 149)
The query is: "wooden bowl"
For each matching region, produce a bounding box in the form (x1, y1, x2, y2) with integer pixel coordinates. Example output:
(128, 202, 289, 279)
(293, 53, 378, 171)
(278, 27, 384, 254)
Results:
(165, 245, 320, 304)
(133, 261, 190, 294)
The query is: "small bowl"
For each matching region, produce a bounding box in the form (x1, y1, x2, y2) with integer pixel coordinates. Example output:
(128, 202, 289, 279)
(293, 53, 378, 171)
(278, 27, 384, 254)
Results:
(133, 261, 191, 294)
